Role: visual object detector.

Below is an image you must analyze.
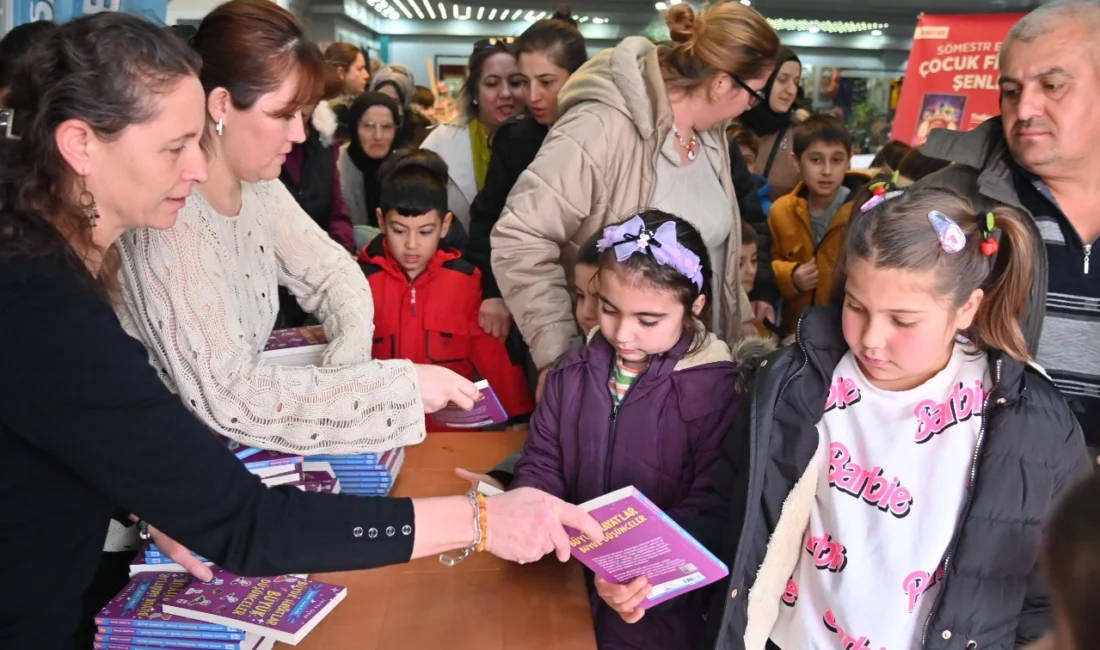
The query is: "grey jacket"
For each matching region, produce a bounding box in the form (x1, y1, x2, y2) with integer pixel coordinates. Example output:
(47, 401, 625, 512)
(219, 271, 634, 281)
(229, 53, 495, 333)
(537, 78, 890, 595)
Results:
(917, 117, 1048, 355)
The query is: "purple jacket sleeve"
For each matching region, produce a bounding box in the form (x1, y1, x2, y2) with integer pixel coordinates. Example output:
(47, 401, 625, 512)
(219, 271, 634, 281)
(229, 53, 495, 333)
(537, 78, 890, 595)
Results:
(664, 392, 742, 525)
(329, 147, 357, 254)
(508, 370, 568, 499)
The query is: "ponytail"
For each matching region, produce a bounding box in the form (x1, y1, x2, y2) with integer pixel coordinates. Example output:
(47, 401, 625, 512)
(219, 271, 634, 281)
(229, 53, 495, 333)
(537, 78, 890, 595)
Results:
(842, 187, 1036, 361)
(971, 205, 1033, 361)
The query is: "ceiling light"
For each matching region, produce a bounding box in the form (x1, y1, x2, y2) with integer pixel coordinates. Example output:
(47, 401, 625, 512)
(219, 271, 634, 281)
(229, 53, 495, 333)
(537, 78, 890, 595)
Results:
(593, 16, 606, 24)
(424, 0, 435, 17)
(511, 8, 522, 19)
(476, 5, 483, 18)
(439, 2, 446, 18)
(392, 0, 413, 19)
(406, 0, 424, 18)
(578, 15, 589, 22)
(452, 3, 458, 18)
(459, 4, 470, 18)
(655, 2, 667, 9)
(808, 25, 820, 33)
(767, 18, 889, 34)
(525, 10, 535, 20)
(740, 0, 750, 5)
(537, 10, 546, 18)
(488, 7, 496, 19)
(499, 8, 509, 19)
(871, 29, 883, 36)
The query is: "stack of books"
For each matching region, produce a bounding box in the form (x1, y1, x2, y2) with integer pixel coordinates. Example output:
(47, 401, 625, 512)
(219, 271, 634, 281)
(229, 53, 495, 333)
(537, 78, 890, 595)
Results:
(261, 325, 327, 367)
(225, 439, 304, 487)
(99, 569, 346, 648)
(287, 469, 341, 494)
(304, 448, 405, 496)
(96, 572, 270, 650)
(130, 542, 214, 577)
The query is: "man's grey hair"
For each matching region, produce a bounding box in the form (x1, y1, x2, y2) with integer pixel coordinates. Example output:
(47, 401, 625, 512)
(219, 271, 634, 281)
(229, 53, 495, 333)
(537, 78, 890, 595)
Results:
(1005, 0, 1100, 45)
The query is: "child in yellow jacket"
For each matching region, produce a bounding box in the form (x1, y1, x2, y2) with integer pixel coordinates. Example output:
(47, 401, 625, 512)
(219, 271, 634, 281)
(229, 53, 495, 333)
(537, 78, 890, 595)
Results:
(768, 115, 869, 335)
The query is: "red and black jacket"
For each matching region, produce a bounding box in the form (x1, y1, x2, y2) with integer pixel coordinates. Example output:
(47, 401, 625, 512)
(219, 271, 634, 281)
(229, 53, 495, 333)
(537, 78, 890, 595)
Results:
(358, 236, 534, 422)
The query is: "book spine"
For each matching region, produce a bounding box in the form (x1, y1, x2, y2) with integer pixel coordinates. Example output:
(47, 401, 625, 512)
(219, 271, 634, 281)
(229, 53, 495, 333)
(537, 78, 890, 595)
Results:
(243, 457, 304, 470)
(98, 627, 246, 641)
(93, 619, 234, 633)
(97, 634, 244, 650)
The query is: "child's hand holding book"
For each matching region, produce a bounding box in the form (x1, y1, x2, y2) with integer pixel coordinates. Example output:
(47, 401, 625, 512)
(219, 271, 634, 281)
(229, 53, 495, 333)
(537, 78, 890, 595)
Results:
(596, 576, 652, 624)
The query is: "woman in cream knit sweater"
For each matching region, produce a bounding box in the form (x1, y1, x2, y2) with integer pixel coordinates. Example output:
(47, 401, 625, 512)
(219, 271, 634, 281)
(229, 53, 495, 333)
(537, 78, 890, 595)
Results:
(116, 0, 477, 460)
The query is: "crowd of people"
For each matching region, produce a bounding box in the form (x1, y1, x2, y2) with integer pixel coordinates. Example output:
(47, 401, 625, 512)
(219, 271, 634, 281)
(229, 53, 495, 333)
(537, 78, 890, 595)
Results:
(1, 0, 1099, 648)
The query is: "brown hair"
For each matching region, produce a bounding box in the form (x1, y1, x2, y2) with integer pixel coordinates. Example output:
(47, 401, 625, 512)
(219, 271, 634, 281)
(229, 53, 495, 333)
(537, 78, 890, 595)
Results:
(660, 3, 779, 94)
(595, 209, 713, 335)
(193, 0, 323, 120)
(324, 42, 363, 72)
(834, 187, 1035, 361)
(729, 125, 759, 155)
(1043, 472, 1100, 650)
(869, 140, 912, 172)
(792, 114, 851, 158)
(515, 6, 588, 75)
(898, 146, 951, 183)
(0, 13, 200, 300)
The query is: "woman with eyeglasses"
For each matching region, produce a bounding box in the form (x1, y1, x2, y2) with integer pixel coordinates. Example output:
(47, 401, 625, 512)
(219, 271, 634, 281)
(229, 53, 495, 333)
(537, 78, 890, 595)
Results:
(338, 91, 402, 246)
(737, 47, 803, 202)
(491, 3, 779, 381)
(466, 7, 588, 342)
(421, 37, 527, 233)
(116, 0, 481, 464)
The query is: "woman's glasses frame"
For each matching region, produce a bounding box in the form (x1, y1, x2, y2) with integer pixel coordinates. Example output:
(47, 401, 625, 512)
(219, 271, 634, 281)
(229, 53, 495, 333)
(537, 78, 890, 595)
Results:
(731, 75, 768, 108)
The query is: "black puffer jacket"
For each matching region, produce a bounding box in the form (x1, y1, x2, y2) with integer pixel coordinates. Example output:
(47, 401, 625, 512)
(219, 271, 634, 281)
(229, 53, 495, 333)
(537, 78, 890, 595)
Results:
(682, 306, 1089, 650)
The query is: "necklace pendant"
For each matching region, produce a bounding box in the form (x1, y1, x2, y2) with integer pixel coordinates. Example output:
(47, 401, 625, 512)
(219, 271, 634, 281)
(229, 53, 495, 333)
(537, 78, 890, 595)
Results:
(687, 148, 697, 162)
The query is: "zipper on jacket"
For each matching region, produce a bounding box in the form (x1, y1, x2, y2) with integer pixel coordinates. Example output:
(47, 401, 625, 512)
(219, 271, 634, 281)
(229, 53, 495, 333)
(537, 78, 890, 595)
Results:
(919, 357, 1003, 648)
(410, 285, 417, 316)
(775, 314, 809, 407)
(603, 363, 649, 495)
(1084, 244, 1091, 274)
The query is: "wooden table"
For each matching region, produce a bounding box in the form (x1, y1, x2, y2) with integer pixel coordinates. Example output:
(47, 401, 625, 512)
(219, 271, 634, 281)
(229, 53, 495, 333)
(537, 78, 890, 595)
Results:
(282, 432, 598, 649)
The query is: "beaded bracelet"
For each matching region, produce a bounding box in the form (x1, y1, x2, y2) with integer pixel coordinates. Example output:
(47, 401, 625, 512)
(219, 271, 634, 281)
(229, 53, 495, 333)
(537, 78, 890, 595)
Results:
(474, 492, 488, 553)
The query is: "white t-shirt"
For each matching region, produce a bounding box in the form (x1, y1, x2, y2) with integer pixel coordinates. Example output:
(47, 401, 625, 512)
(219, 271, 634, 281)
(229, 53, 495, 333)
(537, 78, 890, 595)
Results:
(770, 342, 990, 650)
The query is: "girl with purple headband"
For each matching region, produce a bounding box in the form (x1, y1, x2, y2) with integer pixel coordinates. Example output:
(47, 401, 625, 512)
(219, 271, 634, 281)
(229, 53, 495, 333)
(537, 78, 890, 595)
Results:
(507, 209, 773, 650)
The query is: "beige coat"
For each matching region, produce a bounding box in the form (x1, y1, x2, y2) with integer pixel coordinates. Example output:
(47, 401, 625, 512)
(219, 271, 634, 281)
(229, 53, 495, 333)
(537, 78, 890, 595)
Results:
(490, 36, 749, 369)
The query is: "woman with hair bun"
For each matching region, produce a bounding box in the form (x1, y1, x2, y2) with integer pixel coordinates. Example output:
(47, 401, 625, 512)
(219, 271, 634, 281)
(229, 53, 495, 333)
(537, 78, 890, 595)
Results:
(324, 41, 371, 142)
(492, 2, 780, 378)
(116, 0, 481, 466)
(467, 5, 589, 341)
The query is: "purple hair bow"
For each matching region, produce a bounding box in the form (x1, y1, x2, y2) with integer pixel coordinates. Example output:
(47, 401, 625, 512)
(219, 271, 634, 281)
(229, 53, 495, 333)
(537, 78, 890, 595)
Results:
(596, 215, 704, 289)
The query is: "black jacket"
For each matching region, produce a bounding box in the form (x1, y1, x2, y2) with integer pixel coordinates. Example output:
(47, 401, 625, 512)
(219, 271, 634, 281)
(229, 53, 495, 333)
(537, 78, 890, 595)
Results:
(467, 114, 549, 298)
(0, 253, 416, 649)
(684, 306, 1089, 650)
(729, 141, 778, 305)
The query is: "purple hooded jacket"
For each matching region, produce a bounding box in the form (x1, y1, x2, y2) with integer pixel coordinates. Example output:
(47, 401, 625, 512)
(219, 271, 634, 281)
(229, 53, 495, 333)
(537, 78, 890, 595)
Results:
(511, 327, 744, 650)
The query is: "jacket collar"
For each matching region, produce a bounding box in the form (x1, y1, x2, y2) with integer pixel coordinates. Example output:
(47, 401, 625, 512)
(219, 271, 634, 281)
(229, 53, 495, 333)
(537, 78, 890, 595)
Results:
(792, 170, 871, 203)
(921, 116, 1025, 210)
(424, 123, 477, 206)
(557, 36, 671, 143)
(794, 305, 1033, 403)
(310, 100, 339, 147)
(357, 234, 461, 283)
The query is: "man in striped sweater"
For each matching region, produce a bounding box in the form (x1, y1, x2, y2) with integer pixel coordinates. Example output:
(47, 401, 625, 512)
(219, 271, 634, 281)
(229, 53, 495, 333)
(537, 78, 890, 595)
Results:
(919, 0, 1100, 462)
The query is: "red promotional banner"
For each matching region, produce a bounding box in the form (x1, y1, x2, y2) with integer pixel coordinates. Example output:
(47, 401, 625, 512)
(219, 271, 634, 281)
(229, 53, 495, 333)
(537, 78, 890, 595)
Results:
(891, 13, 1024, 146)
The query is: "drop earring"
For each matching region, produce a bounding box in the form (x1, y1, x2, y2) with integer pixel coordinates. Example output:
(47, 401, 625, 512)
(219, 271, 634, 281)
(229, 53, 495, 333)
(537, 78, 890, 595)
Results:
(79, 176, 99, 227)
(216, 118, 224, 136)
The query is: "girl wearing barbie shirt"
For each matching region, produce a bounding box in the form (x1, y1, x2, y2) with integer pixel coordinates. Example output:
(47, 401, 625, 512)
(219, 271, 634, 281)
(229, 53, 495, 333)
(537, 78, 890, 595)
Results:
(598, 186, 1090, 650)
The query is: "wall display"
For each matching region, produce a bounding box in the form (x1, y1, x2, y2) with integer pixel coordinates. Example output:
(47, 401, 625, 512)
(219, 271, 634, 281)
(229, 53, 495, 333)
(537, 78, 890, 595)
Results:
(9, 0, 166, 26)
(891, 13, 1024, 146)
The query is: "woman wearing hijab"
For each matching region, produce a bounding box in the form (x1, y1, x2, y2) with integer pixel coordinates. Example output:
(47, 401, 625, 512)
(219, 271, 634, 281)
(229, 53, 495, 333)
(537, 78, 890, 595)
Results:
(738, 46, 802, 202)
(338, 92, 401, 248)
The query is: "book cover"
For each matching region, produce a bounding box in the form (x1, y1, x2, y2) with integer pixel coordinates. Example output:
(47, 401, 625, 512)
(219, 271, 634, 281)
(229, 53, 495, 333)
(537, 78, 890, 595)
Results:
(428, 380, 508, 429)
(96, 573, 238, 633)
(162, 571, 347, 646)
(94, 634, 247, 649)
(566, 486, 728, 609)
(241, 451, 303, 472)
(262, 325, 327, 352)
(97, 626, 245, 642)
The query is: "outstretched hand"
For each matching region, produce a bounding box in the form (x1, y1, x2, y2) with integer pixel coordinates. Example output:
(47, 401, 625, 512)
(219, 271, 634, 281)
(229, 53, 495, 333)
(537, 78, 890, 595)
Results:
(483, 487, 604, 564)
(148, 526, 213, 582)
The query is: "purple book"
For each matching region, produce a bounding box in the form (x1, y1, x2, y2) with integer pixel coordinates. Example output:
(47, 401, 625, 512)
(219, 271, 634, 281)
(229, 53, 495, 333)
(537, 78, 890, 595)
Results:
(565, 486, 728, 609)
(288, 471, 341, 494)
(262, 325, 327, 352)
(96, 573, 238, 633)
(94, 633, 246, 649)
(241, 451, 304, 472)
(428, 380, 508, 429)
(162, 570, 347, 645)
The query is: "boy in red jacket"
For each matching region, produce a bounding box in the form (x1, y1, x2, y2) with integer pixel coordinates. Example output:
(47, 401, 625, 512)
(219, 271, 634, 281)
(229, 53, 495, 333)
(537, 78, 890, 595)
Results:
(358, 149, 534, 426)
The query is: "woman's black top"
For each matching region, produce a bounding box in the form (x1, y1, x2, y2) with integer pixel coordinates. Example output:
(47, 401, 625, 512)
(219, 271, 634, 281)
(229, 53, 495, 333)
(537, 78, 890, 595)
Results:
(466, 114, 549, 298)
(0, 252, 417, 649)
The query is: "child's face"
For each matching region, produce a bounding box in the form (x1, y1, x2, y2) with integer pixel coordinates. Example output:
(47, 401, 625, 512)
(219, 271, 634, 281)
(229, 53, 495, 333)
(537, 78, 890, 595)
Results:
(597, 267, 703, 368)
(739, 145, 757, 169)
(739, 242, 758, 294)
(381, 209, 452, 280)
(841, 257, 982, 392)
(795, 141, 851, 199)
(573, 263, 600, 336)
